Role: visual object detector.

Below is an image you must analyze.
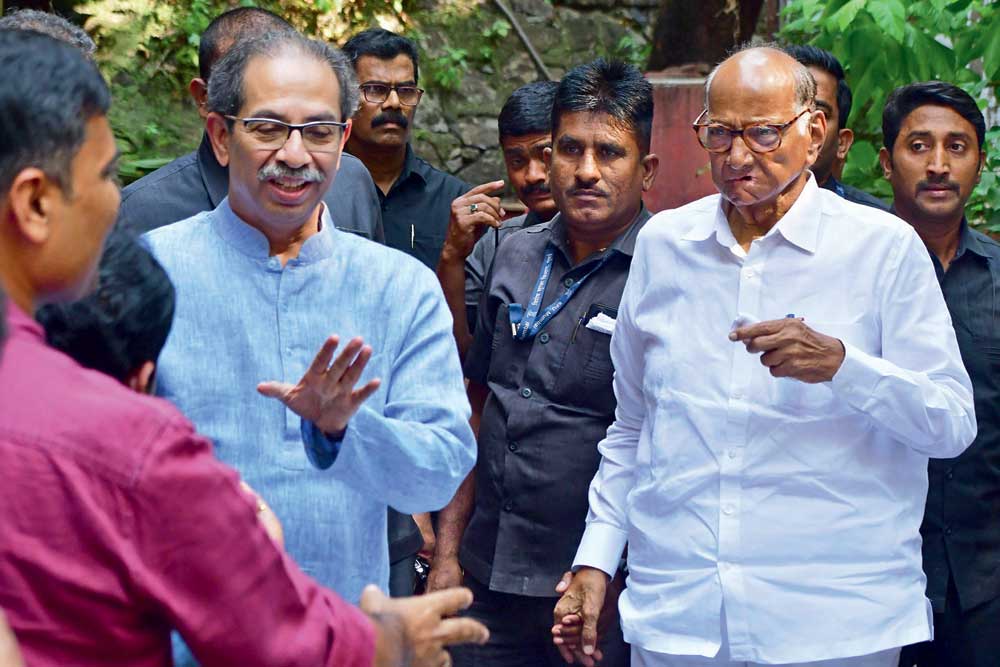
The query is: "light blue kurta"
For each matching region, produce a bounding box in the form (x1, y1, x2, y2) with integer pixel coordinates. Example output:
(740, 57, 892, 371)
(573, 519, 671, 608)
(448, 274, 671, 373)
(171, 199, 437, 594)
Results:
(144, 198, 475, 602)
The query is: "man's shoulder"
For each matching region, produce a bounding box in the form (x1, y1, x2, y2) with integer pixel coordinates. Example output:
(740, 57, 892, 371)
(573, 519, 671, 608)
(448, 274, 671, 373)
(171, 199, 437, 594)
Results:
(0, 341, 195, 486)
(413, 154, 471, 194)
(118, 151, 210, 235)
(969, 226, 1000, 261)
(841, 182, 891, 211)
(142, 209, 216, 256)
(642, 193, 721, 241)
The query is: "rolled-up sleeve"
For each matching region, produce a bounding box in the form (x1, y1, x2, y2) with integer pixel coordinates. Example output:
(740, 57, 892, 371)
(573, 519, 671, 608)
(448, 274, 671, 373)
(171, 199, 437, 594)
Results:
(130, 419, 377, 667)
(314, 267, 477, 513)
(573, 244, 647, 576)
(830, 226, 976, 458)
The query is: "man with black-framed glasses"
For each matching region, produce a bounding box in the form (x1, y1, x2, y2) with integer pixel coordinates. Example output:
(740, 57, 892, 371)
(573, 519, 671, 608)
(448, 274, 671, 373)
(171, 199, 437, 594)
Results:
(142, 30, 477, 616)
(343, 28, 471, 270)
(553, 45, 974, 667)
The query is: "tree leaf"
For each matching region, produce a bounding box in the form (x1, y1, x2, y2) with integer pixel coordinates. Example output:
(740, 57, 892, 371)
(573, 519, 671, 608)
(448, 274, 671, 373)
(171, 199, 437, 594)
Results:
(983, 12, 1000, 79)
(866, 0, 907, 43)
(827, 0, 866, 32)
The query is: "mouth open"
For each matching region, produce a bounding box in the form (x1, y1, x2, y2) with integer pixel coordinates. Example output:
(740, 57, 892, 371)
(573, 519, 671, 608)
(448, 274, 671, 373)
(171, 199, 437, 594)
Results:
(267, 177, 314, 205)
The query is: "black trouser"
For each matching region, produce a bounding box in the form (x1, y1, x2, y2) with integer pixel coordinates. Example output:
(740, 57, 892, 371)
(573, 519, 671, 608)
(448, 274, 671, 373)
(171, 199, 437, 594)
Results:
(451, 573, 629, 667)
(898, 576, 1000, 667)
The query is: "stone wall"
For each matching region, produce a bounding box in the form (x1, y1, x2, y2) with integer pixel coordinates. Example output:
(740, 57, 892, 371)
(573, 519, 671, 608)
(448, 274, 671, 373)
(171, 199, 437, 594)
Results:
(411, 0, 658, 193)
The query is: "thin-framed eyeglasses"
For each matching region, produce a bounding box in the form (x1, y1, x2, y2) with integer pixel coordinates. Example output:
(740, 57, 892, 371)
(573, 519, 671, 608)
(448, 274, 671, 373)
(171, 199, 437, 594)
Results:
(225, 115, 348, 153)
(359, 83, 424, 106)
(692, 108, 812, 153)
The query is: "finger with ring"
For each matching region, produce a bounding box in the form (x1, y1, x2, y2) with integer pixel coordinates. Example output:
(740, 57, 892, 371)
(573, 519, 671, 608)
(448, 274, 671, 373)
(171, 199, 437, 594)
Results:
(469, 203, 479, 214)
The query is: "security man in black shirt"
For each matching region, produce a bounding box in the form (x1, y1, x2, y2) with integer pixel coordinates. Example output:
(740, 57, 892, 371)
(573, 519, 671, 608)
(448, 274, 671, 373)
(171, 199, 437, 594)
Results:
(428, 59, 659, 667)
(880, 81, 1000, 667)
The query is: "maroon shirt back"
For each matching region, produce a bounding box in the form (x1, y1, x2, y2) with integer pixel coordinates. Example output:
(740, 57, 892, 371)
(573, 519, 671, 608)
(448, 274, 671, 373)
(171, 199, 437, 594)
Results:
(0, 304, 375, 666)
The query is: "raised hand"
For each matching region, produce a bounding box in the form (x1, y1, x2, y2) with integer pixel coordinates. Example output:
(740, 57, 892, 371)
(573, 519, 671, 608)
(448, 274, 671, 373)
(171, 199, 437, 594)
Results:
(257, 335, 381, 436)
(440, 180, 506, 262)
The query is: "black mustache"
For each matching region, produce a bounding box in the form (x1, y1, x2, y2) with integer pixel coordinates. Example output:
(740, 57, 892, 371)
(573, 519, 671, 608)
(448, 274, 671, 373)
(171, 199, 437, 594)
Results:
(916, 179, 959, 193)
(521, 182, 551, 196)
(371, 111, 409, 129)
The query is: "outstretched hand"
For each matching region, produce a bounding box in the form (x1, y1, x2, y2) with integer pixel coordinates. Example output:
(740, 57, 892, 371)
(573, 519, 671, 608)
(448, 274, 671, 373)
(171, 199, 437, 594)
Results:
(258, 335, 381, 436)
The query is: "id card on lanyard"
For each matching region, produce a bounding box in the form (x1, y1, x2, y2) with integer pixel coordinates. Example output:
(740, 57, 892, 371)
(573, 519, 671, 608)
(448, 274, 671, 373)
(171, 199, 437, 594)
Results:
(508, 243, 612, 340)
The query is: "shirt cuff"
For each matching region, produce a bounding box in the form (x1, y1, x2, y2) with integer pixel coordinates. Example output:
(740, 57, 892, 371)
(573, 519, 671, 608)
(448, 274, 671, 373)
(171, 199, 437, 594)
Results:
(572, 521, 628, 578)
(829, 340, 882, 411)
(300, 419, 346, 470)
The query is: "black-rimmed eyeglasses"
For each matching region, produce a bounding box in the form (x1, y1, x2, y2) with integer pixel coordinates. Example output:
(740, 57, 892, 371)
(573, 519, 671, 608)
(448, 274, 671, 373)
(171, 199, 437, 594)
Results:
(225, 116, 348, 153)
(692, 108, 811, 153)
(359, 83, 424, 106)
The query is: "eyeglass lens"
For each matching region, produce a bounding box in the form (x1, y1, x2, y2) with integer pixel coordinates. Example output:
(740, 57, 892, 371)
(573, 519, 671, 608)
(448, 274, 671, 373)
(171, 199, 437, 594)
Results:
(361, 83, 423, 106)
(244, 120, 343, 152)
(698, 124, 782, 152)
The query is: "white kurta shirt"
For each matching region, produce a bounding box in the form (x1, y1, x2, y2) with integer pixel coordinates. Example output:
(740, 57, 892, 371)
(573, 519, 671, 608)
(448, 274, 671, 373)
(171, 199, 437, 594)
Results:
(573, 177, 976, 664)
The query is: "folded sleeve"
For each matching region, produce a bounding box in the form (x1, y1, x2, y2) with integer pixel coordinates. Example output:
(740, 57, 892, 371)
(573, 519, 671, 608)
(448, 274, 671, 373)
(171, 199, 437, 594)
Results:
(314, 266, 477, 513)
(129, 418, 376, 667)
(830, 225, 976, 458)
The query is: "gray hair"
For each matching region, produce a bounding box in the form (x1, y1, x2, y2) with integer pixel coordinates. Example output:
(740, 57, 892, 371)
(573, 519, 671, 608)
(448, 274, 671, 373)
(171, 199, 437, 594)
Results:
(0, 9, 96, 57)
(208, 32, 359, 124)
(705, 42, 816, 112)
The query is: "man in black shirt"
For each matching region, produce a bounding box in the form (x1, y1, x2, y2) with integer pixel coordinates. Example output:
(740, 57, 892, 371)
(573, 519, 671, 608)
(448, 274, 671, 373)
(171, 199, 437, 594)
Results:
(880, 81, 1000, 667)
(342, 28, 470, 268)
(118, 8, 383, 242)
(429, 59, 659, 667)
(784, 44, 889, 210)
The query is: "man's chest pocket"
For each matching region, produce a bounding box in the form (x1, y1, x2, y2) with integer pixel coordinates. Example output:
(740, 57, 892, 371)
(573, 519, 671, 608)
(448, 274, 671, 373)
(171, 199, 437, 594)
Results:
(570, 304, 618, 407)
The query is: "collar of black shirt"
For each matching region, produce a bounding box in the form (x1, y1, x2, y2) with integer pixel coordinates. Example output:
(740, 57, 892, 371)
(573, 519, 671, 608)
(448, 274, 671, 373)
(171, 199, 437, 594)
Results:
(197, 132, 229, 208)
(544, 204, 651, 266)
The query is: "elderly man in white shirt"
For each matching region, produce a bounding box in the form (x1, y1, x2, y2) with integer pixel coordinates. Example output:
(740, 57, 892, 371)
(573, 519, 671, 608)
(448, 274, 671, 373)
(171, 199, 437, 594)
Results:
(551, 46, 976, 667)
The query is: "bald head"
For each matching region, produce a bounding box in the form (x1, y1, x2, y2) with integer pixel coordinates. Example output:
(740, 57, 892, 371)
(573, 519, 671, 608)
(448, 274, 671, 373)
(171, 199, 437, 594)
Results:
(706, 46, 815, 113)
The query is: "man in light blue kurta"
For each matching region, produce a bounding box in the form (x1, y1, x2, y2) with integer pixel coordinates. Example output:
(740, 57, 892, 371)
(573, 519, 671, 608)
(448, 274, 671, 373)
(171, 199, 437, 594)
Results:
(145, 196, 475, 602)
(142, 31, 475, 604)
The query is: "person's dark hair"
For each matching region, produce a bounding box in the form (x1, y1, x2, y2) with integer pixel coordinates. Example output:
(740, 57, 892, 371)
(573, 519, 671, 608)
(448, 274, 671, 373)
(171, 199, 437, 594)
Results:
(0, 9, 95, 57)
(0, 30, 110, 197)
(783, 44, 852, 129)
(342, 28, 419, 84)
(208, 31, 359, 124)
(498, 81, 559, 141)
(198, 7, 294, 82)
(882, 80, 986, 154)
(37, 232, 176, 384)
(552, 58, 654, 154)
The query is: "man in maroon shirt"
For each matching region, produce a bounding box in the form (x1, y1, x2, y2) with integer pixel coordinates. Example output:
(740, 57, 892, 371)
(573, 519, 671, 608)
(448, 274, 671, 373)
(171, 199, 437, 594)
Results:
(0, 29, 486, 667)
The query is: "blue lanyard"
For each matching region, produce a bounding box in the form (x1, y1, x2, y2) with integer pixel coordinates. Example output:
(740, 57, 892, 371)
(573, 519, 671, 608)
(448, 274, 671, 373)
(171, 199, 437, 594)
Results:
(508, 243, 613, 340)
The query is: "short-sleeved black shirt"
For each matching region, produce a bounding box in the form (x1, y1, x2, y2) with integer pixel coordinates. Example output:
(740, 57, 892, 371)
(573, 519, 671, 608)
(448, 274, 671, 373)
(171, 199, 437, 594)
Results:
(821, 176, 890, 211)
(461, 207, 650, 596)
(919, 220, 1000, 612)
(369, 144, 471, 269)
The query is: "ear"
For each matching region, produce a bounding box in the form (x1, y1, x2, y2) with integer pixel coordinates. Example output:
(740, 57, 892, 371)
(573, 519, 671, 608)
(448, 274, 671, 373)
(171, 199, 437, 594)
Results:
(878, 147, 893, 180)
(205, 112, 232, 168)
(640, 153, 660, 192)
(126, 360, 157, 394)
(542, 146, 552, 169)
(835, 128, 854, 161)
(976, 150, 986, 185)
(188, 78, 209, 120)
(805, 110, 827, 167)
(332, 119, 352, 173)
(5, 167, 62, 245)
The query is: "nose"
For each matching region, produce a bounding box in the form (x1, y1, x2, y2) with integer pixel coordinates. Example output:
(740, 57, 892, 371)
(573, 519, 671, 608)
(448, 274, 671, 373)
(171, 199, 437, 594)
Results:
(927, 144, 950, 177)
(525, 157, 547, 186)
(274, 128, 312, 169)
(382, 88, 402, 111)
(575, 149, 600, 186)
(725, 134, 754, 171)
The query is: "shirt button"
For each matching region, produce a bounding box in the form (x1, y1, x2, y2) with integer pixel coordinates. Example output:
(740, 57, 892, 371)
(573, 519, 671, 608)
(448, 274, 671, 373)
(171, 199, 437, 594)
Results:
(744, 269, 755, 278)
(539, 332, 551, 344)
(733, 390, 743, 400)
(946, 467, 954, 480)
(945, 525, 953, 536)
(563, 277, 574, 288)
(508, 442, 518, 452)
(520, 387, 533, 398)
(728, 449, 738, 459)
(723, 504, 735, 516)
(503, 501, 513, 512)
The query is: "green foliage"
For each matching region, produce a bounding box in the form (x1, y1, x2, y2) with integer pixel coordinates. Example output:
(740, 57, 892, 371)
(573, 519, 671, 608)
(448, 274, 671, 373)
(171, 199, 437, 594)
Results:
(780, 0, 1000, 232)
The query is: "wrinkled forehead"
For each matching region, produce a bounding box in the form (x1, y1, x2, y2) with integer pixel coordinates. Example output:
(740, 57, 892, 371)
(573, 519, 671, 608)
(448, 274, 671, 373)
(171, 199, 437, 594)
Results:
(707, 53, 801, 119)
